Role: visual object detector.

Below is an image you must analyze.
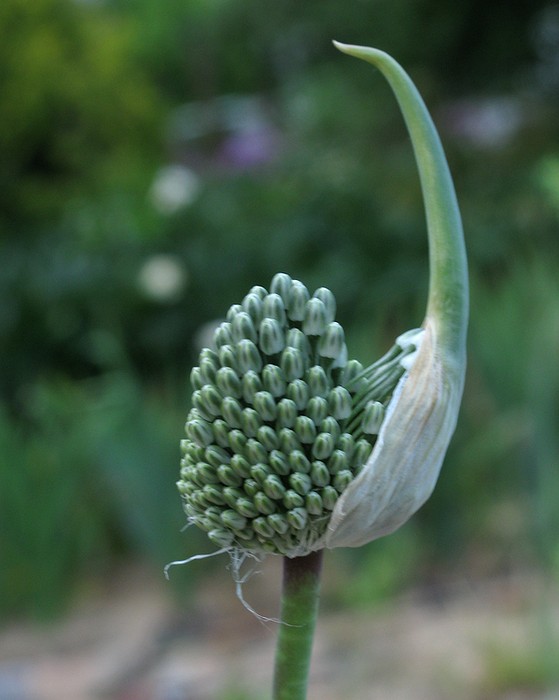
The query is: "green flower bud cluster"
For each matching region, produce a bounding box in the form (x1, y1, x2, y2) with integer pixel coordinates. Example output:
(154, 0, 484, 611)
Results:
(177, 274, 421, 557)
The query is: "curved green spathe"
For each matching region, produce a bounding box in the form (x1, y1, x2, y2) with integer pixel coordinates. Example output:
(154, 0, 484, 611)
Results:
(333, 42, 468, 361)
(316, 43, 469, 549)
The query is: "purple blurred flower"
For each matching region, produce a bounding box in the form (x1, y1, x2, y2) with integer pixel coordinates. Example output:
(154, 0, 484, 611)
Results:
(218, 127, 280, 169)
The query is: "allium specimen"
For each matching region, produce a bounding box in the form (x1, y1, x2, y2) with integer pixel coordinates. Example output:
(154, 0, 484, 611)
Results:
(176, 42, 468, 566)
(171, 40, 468, 700)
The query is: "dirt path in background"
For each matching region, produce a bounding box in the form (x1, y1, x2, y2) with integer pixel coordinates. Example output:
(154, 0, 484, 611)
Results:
(0, 560, 557, 700)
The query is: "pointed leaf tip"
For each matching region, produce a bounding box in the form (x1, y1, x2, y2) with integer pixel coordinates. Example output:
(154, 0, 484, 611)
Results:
(332, 41, 388, 64)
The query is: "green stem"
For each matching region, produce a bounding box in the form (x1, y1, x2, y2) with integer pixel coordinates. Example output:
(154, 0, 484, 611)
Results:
(272, 550, 324, 700)
(333, 42, 468, 362)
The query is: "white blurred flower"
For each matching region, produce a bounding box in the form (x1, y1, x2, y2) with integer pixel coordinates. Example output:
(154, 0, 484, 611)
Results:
(138, 254, 187, 302)
(149, 165, 201, 215)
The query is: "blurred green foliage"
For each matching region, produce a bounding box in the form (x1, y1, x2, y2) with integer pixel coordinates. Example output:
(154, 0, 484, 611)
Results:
(1, 0, 559, 618)
(0, 0, 162, 230)
(482, 631, 559, 694)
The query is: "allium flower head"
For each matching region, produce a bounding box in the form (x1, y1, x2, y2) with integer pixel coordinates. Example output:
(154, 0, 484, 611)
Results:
(178, 273, 422, 557)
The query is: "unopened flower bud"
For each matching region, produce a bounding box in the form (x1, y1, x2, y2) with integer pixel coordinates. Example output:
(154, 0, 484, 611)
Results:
(278, 427, 301, 454)
(263, 293, 287, 325)
(242, 370, 262, 404)
(187, 418, 213, 448)
(257, 425, 279, 451)
(246, 438, 269, 465)
(283, 489, 304, 509)
(199, 347, 219, 365)
(318, 322, 347, 365)
(307, 366, 330, 397)
(226, 303, 243, 323)
(243, 478, 259, 497)
(276, 398, 298, 428)
(254, 391, 277, 421)
(215, 367, 242, 399)
(312, 433, 335, 460)
(228, 429, 247, 455)
(217, 464, 243, 488)
(242, 292, 264, 325)
(254, 491, 277, 515)
(180, 438, 197, 457)
(287, 507, 308, 530)
(202, 483, 226, 506)
(328, 386, 352, 420)
(306, 396, 329, 426)
(285, 327, 311, 355)
(281, 347, 306, 382)
(310, 460, 330, 488)
(250, 462, 271, 485)
(231, 311, 258, 344)
(190, 366, 204, 391)
(295, 415, 317, 444)
(287, 280, 310, 321)
(253, 516, 275, 538)
(321, 485, 339, 510)
(305, 491, 324, 515)
(328, 449, 348, 474)
(205, 445, 230, 468)
(268, 513, 289, 535)
(353, 439, 373, 468)
(211, 419, 230, 448)
(269, 449, 290, 476)
(289, 472, 312, 496)
(249, 285, 267, 300)
(208, 528, 234, 548)
(177, 43, 470, 559)
(191, 390, 212, 421)
(236, 497, 259, 518)
(237, 339, 262, 374)
(196, 462, 219, 484)
(218, 344, 238, 373)
(214, 322, 233, 348)
(204, 507, 224, 529)
(222, 486, 244, 509)
(221, 396, 243, 428)
(320, 416, 341, 441)
(289, 450, 311, 474)
(286, 378, 309, 409)
(362, 400, 385, 435)
(241, 407, 262, 437)
(342, 359, 364, 387)
(303, 298, 328, 336)
(263, 474, 287, 500)
(221, 509, 247, 531)
(262, 364, 287, 397)
(230, 454, 251, 479)
(177, 480, 191, 496)
(270, 272, 293, 302)
(259, 318, 285, 356)
(332, 470, 353, 494)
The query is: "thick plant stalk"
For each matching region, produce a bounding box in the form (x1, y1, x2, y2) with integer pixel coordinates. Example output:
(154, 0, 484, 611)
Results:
(272, 551, 324, 700)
